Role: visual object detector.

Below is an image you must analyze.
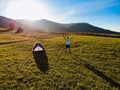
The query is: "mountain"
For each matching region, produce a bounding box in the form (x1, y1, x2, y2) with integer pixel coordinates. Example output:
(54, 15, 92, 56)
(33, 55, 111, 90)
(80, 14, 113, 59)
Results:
(0, 16, 16, 28)
(35, 19, 66, 32)
(0, 16, 25, 33)
(30, 19, 120, 34)
(16, 19, 66, 32)
(17, 19, 120, 34)
(66, 23, 119, 34)
(0, 16, 120, 34)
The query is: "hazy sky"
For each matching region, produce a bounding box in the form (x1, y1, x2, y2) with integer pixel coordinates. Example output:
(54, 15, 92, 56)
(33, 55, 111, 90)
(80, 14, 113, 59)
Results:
(0, 0, 120, 32)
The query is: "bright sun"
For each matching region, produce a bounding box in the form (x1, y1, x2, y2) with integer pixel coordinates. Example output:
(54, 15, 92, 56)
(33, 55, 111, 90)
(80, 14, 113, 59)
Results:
(4, 0, 52, 20)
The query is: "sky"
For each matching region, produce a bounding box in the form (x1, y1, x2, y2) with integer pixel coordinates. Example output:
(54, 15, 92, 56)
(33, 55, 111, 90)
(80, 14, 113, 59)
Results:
(0, 0, 120, 32)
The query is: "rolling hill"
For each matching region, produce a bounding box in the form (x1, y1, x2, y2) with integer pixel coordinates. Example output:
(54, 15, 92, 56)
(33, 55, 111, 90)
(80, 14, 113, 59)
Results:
(67, 23, 119, 34)
(17, 19, 120, 34)
(0, 16, 120, 34)
(0, 16, 16, 28)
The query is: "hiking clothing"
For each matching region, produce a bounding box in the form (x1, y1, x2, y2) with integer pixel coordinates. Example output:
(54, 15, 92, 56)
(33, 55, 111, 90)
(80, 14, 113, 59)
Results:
(66, 38, 70, 45)
(66, 45, 70, 48)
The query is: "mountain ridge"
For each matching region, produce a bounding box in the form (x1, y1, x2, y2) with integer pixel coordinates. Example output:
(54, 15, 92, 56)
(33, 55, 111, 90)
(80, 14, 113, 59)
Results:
(0, 16, 120, 34)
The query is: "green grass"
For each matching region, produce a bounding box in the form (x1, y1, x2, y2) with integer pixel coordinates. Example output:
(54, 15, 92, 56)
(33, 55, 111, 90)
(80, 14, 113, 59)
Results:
(0, 33, 120, 90)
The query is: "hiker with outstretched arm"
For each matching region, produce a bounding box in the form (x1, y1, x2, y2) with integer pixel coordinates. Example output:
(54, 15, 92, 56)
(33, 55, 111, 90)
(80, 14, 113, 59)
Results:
(63, 34, 74, 53)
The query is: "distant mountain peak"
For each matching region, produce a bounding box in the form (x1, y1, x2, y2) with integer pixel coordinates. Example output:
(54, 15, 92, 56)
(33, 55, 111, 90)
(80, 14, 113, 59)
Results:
(40, 19, 48, 21)
(38, 19, 58, 24)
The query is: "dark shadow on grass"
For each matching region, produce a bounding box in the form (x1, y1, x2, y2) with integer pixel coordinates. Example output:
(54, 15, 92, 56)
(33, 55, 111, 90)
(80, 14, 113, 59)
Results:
(0, 40, 27, 45)
(69, 53, 120, 89)
(33, 51, 49, 73)
(0, 29, 12, 32)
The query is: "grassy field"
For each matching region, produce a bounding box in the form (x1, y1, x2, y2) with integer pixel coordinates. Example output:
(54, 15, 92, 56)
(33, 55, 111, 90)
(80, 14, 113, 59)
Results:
(0, 33, 120, 90)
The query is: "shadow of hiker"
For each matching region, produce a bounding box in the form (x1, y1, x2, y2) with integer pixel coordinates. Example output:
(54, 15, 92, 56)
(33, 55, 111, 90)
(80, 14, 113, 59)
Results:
(32, 42, 49, 73)
(68, 53, 120, 89)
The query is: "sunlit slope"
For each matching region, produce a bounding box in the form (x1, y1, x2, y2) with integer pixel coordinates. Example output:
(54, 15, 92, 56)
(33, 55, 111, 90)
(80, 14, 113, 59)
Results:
(0, 34, 120, 89)
(0, 27, 6, 31)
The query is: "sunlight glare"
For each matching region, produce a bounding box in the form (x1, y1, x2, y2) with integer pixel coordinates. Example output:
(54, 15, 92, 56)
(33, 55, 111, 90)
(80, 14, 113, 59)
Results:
(4, 0, 52, 20)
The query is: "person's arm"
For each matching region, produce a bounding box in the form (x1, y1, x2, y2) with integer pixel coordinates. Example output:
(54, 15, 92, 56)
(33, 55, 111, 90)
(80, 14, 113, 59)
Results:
(63, 34, 66, 40)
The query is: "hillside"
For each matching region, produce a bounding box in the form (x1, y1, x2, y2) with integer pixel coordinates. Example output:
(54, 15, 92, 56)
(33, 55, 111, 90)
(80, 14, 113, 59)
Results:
(67, 23, 119, 34)
(0, 33, 120, 89)
(0, 16, 16, 28)
(18, 19, 120, 34)
(35, 19, 66, 32)
(0, 16, 120, 34)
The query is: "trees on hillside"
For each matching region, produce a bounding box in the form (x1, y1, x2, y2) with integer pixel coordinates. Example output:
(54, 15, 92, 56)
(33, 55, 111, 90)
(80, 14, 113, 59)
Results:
(7, 22, 15, 30)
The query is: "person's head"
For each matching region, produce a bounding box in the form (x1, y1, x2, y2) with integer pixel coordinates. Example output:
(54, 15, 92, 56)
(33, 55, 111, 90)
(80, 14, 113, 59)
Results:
(67, 36, 69, 39)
